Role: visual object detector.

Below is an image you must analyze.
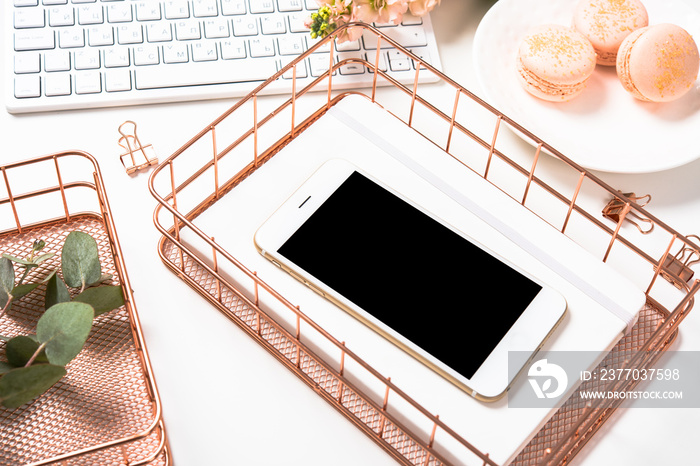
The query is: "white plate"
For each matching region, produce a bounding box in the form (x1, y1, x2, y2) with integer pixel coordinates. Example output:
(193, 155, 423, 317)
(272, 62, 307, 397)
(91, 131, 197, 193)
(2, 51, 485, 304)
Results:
(473, 0, 700, 173)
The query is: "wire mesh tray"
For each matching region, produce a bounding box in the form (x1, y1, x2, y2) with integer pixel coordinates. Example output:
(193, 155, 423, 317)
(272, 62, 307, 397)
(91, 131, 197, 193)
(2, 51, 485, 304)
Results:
(148, 24, 698, 465)
(0, 152, 170, 465)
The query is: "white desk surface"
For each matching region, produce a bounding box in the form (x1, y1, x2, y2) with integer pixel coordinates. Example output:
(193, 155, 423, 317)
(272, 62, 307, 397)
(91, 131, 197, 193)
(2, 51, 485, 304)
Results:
(2, 1, 699, 465)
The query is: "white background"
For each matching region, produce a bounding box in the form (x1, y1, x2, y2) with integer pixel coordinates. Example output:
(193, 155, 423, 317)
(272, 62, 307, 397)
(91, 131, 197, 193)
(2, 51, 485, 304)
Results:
(2, 0, 700, 464)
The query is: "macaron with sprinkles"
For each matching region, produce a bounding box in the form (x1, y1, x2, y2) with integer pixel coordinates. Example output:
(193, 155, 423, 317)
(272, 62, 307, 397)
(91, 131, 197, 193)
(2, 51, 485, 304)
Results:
(573, 0, 649, 66)
(516, 24, 597, 102)
(616, 23, 700, 102)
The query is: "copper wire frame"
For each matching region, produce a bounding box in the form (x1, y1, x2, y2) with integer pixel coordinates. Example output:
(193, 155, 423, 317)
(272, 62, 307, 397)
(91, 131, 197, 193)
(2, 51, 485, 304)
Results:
(0, 152, 170, 465)
(148, 23, 699, 466)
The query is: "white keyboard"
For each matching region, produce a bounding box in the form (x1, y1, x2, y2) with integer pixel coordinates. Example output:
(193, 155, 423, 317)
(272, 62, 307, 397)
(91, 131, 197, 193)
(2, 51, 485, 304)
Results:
(5, 0, 442, 114)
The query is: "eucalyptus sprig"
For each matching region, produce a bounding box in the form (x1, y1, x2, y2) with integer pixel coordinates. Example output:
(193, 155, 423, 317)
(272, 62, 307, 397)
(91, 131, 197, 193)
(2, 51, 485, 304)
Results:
(0, 231, 125, 409)
(0, 239, 55, 318)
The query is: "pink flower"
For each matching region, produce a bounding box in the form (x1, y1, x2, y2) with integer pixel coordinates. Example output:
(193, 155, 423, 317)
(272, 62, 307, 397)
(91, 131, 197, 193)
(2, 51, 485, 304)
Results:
(353, 0, 408, 26)
(407, 0, 440, 16)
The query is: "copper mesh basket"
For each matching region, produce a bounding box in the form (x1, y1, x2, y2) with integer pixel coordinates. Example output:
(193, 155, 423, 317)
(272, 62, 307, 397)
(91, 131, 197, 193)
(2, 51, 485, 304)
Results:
(0, 152, 170, 465)
(148, 23, 698, 465)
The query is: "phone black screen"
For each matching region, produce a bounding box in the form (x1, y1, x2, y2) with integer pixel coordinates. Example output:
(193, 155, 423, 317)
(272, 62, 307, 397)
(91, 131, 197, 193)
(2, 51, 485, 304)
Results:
(278, 171, 542, 380)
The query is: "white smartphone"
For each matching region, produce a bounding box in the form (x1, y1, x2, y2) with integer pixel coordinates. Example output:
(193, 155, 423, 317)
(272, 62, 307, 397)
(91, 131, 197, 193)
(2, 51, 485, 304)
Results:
(254, 159, 567, 401)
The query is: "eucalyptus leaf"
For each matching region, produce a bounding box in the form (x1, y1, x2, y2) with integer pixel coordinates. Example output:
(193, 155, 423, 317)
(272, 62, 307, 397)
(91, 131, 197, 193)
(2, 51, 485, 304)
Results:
(0, 258, 14, 309)
(0, 257, 14, 295)
(1, 254, 32, 266)
(10, 282, 41, 300)
(0, 362, 13, 375)
(6, 335, 48, 367)
(33, 253, 56, 265)
(61, 232, 101, 290)
(45, 273, 71, 310)
(0, 364, 66, 409)
(74, 285, 125, 316)
(36, 302, 94, 366)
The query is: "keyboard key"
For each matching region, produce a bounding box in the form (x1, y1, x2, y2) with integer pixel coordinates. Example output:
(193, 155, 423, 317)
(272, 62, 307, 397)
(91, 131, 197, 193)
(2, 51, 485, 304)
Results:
(14, 30, 55, 51)
(74, 48, 100, 69)
(249, 37, 275, 57)
(336, 40, 361, 52)
(277, 35, 303, 56)
(232, 16, 257, 36)
(134, 58, 277, 88)
(221, 0, 246, 15)
(204, 18, 230, 38)
(221, 39, 246, 59)
(249, 0, 274, 14)
(191, 41, 218, 61)
(58, 27, 85, 48)
(133, 44, 160, 65)
(277, 0, 303, 12)
(280, 59, 307, 79)
(175, 21, 201, 40)
(164, 0, 190, 19)
(136, 2, 162, 21)
(387, 50, 411, 71)
(146, 23, 173, 42)
(261, 16, 285, 34)
(88, 25, 115, 46)
(105, 69, 132, 91)
(45, 72, 71, 96)
(75, 71, 101, 94)
(44, 50, 71, 71)
(338, 52, 365, 75)
(162, 43, 188, 63)
(77, 4, 104, 25)
(107, 3, 133, 23)
(192, 0, 218, 17)
(117, 24, 144, 44)
(309, 53, 334, 77)
(361, 26, 427, 49)
(14, 52, 41, 73)
(15, 75, 42, 98)
(48, 6, 75, 27)
(14, 8, 45, 28)
(287, 13, 308, 33)
(104, 47, 130, 67)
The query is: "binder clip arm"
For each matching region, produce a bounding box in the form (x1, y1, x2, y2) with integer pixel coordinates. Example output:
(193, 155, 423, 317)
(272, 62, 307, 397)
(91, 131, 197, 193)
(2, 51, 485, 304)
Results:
(602, 191, 654, 234)
(654, 235, 700, 290)
(118, 120, 158, 175)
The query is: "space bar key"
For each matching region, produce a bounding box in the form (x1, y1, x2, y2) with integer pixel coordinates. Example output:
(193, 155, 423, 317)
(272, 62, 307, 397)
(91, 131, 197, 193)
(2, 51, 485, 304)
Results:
(134, 60, 278, 89)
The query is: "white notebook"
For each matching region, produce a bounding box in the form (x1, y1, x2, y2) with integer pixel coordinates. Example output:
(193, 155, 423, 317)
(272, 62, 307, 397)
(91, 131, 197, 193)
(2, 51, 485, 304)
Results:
(192, 94, 646, 464)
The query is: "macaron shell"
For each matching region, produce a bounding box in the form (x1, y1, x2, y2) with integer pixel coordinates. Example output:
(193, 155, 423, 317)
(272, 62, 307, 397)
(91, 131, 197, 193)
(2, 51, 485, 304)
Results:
(517, 24, 597, 101)
(517, 59, 588, 101)
(573, 0, 649, 66)
(616, 23, 700, 102)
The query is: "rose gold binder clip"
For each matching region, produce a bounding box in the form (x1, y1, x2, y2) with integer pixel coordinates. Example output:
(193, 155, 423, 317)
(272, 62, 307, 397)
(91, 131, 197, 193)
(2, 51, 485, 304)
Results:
(118, 120, 158, 175)
(655, 235, 700, 289)
(602, 191, 654, 234)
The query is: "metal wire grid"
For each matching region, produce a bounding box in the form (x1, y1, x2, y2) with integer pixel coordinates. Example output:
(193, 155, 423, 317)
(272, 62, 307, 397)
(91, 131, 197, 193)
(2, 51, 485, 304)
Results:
(0, 152, 170, 465)
(148, 23, 699, 466)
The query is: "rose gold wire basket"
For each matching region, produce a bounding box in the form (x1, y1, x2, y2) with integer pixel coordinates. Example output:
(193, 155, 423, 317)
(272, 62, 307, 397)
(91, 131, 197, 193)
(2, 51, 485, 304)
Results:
(148, 23, 699, 466)
(0, 152, 170, 465)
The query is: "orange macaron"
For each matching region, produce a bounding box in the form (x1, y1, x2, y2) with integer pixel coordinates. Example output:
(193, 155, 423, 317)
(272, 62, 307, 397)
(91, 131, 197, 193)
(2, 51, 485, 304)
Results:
(517, 24, 597, 102)
(616, 23, 700, 102)
(573, 0, 649, 66)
